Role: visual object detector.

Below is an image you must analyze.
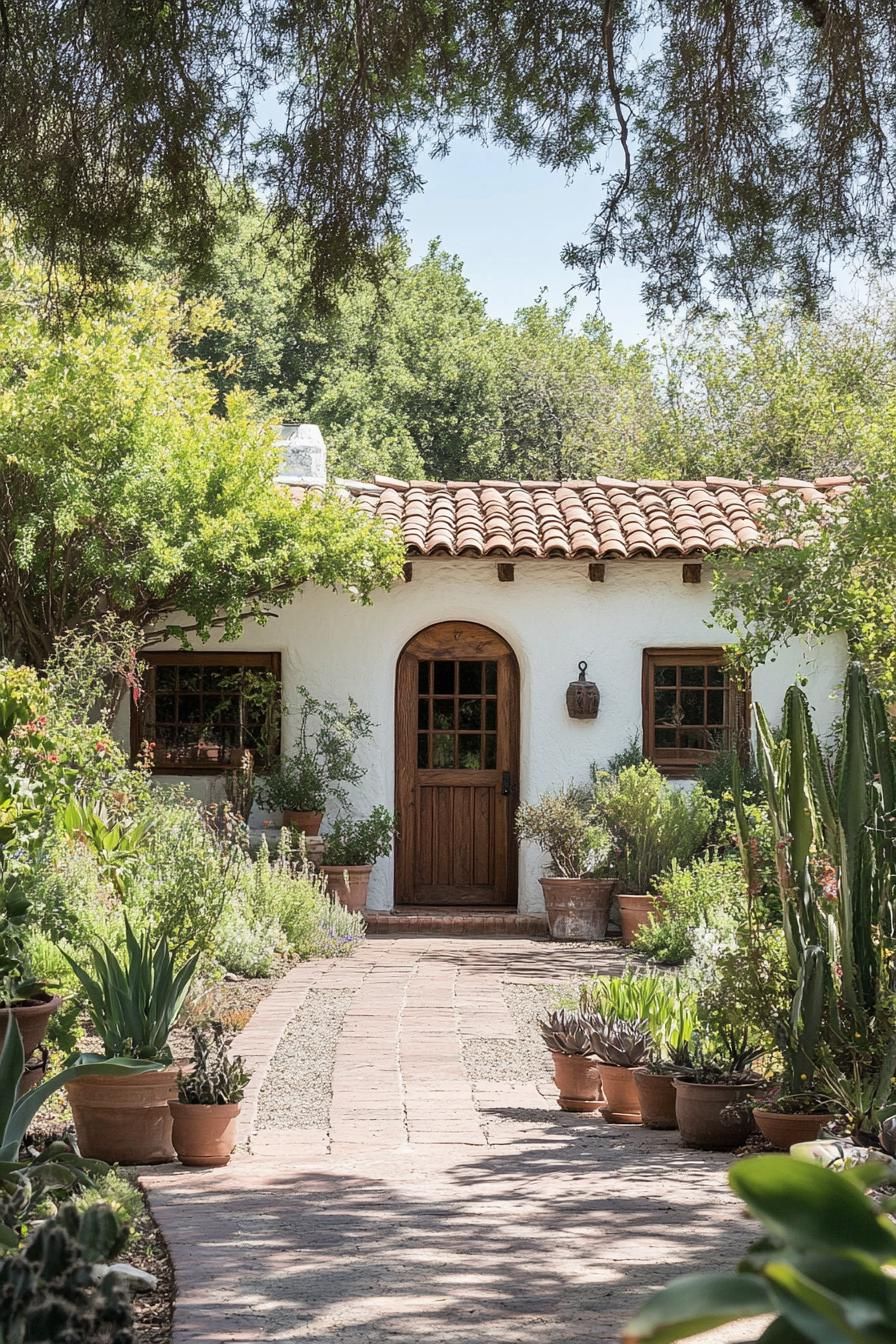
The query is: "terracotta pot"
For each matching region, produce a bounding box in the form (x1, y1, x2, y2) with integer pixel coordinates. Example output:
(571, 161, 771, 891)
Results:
(283, 809, 324, 836)
(618, 894, 661, 947)
(320, 865, 372, 912)
(674, 1078, 758, 1149)
(0, 994, 61, 1060)
(66, 1066, 179, 1164)
(18, 1048, 48, 1097)
(169, 1101, 241, 1167)
(752, 1108, 838, 1150)
(550, 1052, 604, 1113)
(596, 1062, 641, 1123)
(633, 1068, 678, 1129)
(539, 877, 618, 941)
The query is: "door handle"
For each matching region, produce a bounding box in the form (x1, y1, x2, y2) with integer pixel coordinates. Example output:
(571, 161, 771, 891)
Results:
(501, 771, 512, 796)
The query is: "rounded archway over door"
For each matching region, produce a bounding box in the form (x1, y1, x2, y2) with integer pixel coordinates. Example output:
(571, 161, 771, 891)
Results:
(395, 622, 520, 907)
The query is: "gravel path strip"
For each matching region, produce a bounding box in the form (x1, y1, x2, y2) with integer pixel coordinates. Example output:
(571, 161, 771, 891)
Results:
(255, 987, 353, 1130)
(462, 982, 572, 1082)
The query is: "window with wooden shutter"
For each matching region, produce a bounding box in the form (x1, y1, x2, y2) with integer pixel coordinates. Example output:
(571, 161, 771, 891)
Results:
(642, 648, 749, 777)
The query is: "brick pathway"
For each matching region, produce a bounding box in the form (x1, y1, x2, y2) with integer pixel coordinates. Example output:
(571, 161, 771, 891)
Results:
(142, 939, 756, 1344)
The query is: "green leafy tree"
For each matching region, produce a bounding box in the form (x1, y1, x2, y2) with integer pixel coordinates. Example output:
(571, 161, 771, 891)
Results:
(0, 231, 403, 667)
(0, 2, 893, 315)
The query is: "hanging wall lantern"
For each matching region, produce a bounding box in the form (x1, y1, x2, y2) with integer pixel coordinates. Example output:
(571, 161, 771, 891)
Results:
(566, 662, 599, 719)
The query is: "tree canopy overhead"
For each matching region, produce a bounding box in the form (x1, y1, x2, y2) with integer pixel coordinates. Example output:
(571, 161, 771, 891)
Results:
(2, 1, 894, 313)
(0, 230, 403, 667)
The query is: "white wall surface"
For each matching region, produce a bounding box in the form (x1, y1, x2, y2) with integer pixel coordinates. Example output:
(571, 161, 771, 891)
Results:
(113, 558, 847, 912)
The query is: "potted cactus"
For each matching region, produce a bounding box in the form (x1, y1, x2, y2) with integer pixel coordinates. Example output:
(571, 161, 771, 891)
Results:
(589, 1016, 651, 1123)
(515, 786, 617, 940)
(538, 1010, 603, 1112)
(169, 1024, 249, 1167)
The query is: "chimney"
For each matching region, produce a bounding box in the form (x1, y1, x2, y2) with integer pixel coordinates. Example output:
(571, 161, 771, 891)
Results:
(274, 422, 327, 485)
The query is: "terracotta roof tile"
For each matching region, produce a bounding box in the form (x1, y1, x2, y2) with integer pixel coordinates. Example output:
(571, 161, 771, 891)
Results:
(291, 477, 852, 559)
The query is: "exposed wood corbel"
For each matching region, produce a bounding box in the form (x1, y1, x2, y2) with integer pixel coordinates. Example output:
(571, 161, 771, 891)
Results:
(588, 562, 605, 583)
(497, 563, 515, 582)
(682, 563, 702, 584)
(403, 562, 413, 583)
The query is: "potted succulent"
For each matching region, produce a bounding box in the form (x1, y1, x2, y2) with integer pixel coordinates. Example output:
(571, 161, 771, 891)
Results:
(589, 1015, 651, 1122)
(169, 1024, 249, 1167)
(538, 1010, 603, 1112)
(673, 1031, 766, 1149)
(515, 785, 617, 941)
(258, 688, 374, 835)
(63, 921, 199, 1164)
(320, 807, 396, 911)
(593, 763, 716, 945)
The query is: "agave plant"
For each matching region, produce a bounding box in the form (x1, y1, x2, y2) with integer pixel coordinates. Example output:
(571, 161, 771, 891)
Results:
(589, 1015, 651, 1067)
(178, 1024, 250, 1105)
(63, 919, 199, 1063)
(538, 1009, 596, 1057)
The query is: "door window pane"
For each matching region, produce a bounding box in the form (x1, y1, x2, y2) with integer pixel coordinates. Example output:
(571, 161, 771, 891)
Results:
(433, 661, 455, 694)
(417, 734, 429, 767)
(418, 661, 430, 694)
(417, 700, 430, 729)
(432, 734, 455, 767)
(485, 700, 497, 731)
(459, 661, 481, 694)
(484, 661, 498, 695)
(459, 699, 481, 729)
(433, 699, 455, 729)
(483, 735, 497, 769)
(458, 735, 481, 768)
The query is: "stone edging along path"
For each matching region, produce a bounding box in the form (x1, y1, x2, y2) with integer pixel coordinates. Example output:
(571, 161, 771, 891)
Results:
(141, 937, 756, 1344)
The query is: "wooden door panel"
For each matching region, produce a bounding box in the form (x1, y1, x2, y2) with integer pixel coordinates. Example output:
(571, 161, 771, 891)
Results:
(395, 623, 519, 908)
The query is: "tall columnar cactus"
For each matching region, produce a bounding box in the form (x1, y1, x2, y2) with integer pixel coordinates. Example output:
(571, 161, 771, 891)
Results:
(734, 662, 896, 1127)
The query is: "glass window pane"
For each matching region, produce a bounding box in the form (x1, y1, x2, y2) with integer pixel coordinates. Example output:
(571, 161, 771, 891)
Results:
(706, 663, 725, 686)
(681, 730, 708, 750)
(432, 734, 454, 767)
(458, 735, 481, 768)
(680, 665, 705, 686)
(155, 695, 176, 722)
(484, 661, 497, 695)
(459, 699, 481, 729)
(434, 661, 455, 694)
(155, 667, 178, 691)
(179, 694, 201, 724)
(433, 699, 455, 729)
(485, 700, 497, 731)
(706, 689, 726, 725)
(418, 660, 430, 695)
(654, 689, 677, 722)
(417, 734, 429, 767)
(179, 667, 201, 691)
(483, 735, 497, 768)
(417, 700, 430, 730)
(459, 661, 481, 694)
(654, 728, 676, 748)
(681, 690, 705, 725)
(654, 665, 676, 687)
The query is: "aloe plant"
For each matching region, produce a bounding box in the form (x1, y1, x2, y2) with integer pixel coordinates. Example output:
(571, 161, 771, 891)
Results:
(63, 920, 199, 1063)
(733, 662, 896, 1129)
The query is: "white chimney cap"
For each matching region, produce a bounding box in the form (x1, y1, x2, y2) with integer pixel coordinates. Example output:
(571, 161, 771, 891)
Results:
(274, 422, 327, 484)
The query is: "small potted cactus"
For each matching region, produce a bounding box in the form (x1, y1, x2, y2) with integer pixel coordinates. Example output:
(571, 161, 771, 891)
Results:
(590, 1016, 651, 1123)
(169, 1024, 250, 1167)
(538, 1010, 603, 1112)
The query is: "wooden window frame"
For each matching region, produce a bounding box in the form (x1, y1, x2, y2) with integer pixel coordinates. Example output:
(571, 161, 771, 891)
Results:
(641, 647, 750, 778)
(132, 651, 281, 775)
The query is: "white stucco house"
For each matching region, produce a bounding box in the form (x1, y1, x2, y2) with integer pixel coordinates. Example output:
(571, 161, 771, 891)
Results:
(112, 425, 849, 925)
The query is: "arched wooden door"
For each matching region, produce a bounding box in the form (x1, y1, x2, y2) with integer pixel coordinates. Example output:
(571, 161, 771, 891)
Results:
(395, 622, 520, 907)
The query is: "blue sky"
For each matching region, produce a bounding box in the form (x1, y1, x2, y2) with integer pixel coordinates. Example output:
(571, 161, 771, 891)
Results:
(404, 138, 652, 345)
